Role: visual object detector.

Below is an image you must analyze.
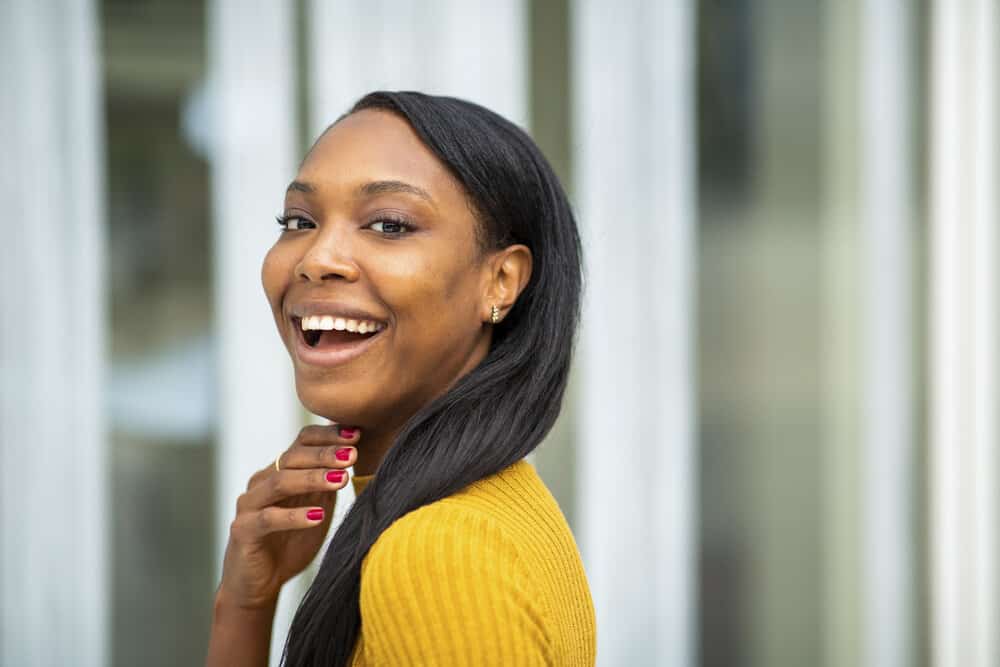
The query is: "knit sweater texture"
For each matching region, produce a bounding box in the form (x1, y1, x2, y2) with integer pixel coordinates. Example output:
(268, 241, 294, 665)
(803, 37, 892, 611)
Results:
(344, 457, 596, 666)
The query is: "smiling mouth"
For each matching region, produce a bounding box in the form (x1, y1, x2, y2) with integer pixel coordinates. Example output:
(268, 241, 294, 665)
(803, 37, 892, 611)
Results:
(292, 317, 382, 349)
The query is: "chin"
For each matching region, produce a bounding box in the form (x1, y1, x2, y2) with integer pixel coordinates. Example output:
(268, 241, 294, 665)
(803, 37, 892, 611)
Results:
(295, 379, 379, 427)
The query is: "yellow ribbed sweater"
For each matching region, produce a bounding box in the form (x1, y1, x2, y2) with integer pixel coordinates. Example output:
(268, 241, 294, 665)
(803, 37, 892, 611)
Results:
(344, 458, 596, 666)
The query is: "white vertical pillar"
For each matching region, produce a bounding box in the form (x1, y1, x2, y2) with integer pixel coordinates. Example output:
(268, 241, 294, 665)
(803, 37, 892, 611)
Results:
(307, 0, 527, 138)
(0, 2, 108, 666)
(822, 1, 916, 666)
(821, 0, 863, 664)
(207, 3, 300, 665)
(860, 2, 915, 667)
(968, 5, 998, 663)
(573, 1, 697, 665)
(929, 1, 998, 666)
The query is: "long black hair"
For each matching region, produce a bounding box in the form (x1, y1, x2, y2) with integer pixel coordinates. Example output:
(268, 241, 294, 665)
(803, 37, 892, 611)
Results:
(279, 91, 584, 666)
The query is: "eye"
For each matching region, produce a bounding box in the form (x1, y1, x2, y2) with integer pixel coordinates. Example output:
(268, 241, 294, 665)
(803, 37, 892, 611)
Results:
(275, 215, 315, 231)
(367, 216, 416, 236)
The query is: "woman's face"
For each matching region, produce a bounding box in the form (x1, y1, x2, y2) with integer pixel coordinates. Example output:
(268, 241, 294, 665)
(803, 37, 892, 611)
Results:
(262, 109, 518, 433)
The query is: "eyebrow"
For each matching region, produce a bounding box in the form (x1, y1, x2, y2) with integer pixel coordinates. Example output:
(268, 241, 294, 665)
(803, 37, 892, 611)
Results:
(286, 180, 315, 194)
(357, 180, 434, 204)
(285, 179, 434, 204)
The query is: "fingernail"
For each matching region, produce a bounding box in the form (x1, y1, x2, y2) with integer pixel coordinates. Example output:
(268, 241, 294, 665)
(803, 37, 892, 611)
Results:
(335, 447, 352, 461)
(339, 426, 357, 438)
(327, 470, 345, 483)
(306, 508, 324, 521)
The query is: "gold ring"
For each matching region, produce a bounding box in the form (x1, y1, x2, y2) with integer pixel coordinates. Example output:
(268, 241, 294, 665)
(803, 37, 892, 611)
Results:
(274, 454, 281, 472)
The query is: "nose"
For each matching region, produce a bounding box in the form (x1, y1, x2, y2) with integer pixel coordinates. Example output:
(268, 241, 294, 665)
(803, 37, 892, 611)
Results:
(294, 233, 360, 283)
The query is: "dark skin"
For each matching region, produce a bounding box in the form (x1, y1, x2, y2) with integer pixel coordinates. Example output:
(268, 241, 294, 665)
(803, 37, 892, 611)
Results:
(263, 108, 532, 476)
(208, 109, 532, 666)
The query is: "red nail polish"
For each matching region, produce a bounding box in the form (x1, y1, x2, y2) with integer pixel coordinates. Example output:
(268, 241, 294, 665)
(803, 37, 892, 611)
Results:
(327, 470, 345, 483)
(339, 427, 357, 438)
(335, 448, 351, 461)
(306, 508, 324, 521)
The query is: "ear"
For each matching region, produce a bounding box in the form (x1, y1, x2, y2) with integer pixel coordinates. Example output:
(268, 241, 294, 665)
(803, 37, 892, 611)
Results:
(480, 244, 533, 324)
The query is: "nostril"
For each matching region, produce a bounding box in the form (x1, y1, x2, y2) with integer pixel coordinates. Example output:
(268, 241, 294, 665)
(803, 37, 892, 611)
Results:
(321, 272, 355, 281)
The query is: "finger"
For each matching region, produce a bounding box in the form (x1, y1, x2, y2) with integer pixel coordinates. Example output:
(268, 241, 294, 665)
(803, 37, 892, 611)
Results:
(296, 423, 361, 447)
(245, 425, 359, 492)
(245, 445, 354, 494)
(279, 425, 359, 469)
(237, 467, 350, 513)
(229, 504, 329, 542)
(279, 443, 357, 471)
(278, 424, 357, 469)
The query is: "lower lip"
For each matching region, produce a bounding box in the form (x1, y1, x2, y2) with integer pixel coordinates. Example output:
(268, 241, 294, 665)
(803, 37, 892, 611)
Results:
(291, 322, 385, 368)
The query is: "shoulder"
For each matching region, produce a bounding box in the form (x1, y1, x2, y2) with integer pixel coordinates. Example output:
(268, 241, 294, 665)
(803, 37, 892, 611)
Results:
(362, 458, 548, 572)
(369, 500, 517, 562)
(358, 500, 555, 665)
(361, 501, 532, 601)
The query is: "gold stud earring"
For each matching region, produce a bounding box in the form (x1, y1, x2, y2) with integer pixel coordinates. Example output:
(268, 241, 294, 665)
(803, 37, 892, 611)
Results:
(490, 304, 500, 324)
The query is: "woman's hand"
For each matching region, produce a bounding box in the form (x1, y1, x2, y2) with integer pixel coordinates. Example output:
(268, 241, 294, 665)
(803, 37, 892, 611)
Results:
(216, 423, 360, 610)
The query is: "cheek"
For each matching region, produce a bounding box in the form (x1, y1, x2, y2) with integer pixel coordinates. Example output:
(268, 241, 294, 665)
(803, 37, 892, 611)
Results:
(261, 244, 298, 336)
(377, 252, 472, 324)
(378, 262, 482, 380)
(261, 244, 290, 306)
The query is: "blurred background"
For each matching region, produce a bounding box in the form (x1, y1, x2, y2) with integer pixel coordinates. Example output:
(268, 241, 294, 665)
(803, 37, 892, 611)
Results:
(1, 1, 996, 666)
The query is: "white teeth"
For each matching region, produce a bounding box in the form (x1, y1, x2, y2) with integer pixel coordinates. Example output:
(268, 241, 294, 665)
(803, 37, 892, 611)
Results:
(299, 314, 385, 333)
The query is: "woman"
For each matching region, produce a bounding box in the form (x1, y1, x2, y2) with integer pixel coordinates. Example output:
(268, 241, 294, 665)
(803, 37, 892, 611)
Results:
(206, 91, 595, 666)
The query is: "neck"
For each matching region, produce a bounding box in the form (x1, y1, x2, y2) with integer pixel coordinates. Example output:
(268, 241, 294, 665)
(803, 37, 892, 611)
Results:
(347, 330, 494, 477)
(351, 423, 399, 477)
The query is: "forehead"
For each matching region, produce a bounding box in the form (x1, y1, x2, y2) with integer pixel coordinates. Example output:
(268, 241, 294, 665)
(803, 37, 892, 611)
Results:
(296, 109, 459, 204)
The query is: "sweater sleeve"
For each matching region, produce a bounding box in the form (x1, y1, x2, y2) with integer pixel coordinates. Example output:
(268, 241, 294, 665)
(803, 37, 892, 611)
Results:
(357, 503, 554, 666)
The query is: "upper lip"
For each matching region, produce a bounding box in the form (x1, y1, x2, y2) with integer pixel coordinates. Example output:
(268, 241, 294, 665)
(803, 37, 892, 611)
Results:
(287, 300, 389, 325)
